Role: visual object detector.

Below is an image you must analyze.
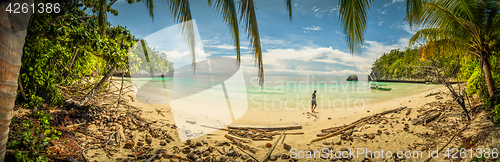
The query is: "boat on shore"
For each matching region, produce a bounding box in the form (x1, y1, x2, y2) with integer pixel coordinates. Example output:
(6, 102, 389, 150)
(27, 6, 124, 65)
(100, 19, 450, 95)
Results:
(371, 85, 392, 91)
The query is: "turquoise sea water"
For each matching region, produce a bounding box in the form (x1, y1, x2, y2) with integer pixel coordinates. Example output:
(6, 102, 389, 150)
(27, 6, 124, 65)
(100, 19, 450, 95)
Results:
(129, 75, 440, 110)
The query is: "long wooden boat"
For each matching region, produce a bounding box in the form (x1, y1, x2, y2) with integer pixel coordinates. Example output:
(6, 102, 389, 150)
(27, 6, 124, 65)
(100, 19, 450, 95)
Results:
(370, 86, 392, 91)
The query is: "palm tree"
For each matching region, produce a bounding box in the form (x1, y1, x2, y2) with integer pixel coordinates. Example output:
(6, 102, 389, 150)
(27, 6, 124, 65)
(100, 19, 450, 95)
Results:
(407, 0, 499, 103)
(0, 1, 35, 160)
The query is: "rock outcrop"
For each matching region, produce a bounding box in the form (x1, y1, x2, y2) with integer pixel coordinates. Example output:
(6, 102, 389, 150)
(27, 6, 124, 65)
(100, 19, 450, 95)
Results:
(346, 75, 358, 81)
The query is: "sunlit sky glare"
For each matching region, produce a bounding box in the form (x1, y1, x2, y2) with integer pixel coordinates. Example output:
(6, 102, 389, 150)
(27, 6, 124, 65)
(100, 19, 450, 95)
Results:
(107, 0, 420, 77)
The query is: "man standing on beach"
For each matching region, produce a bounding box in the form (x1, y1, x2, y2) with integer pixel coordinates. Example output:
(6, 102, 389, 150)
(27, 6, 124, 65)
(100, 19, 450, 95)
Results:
(311, 90, 317, 113)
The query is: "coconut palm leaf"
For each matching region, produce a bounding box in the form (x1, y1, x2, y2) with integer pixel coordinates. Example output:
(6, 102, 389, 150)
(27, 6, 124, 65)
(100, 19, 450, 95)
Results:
(143, 0, 155, 21)
(285, 0, 292, 22)
(409, 28, 469, 46)
(405, 0, 422, 27)
(339, 0, 371, 54)
(239, 0, 264, 85)
(167, 0, 196, 71)
(208, 0, 241, 63)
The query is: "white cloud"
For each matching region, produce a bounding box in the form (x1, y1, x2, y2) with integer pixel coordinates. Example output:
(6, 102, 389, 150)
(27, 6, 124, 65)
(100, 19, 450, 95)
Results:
(378, 21, 384, 26)
(381, 10, 387, 14)
(204, 44, 248, 50)
(311, 5, 339, 18)
(395, 23, 423, 34)
(393, 0, 404, 3)
(235, 37, 410, 76)
(302, 26, 322, 31)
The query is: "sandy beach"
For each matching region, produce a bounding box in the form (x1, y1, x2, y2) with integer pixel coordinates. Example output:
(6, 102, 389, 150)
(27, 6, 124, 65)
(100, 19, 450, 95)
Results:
(80, 78, 500, 162)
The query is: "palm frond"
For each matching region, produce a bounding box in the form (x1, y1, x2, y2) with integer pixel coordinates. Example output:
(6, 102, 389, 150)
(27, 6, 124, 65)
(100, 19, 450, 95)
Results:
(405, 0, 422, 27)
(239, 0, 264, 85)
(143, 0, 155, 21)
(285, 0, 292, 22)
(485, 0, 500, 37)
(167, 0, 196, 71)
(419, 39, 465, 60)
(409, 28, 469, 46)
(208, 0, 241, 64)
(417, 1, 481, 44)
(339, 0, 371, 54)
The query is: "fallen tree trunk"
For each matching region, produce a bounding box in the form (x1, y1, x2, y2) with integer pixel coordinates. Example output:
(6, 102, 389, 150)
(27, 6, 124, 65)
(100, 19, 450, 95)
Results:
(68, 65, 116, 107)
(311, 106, 406, 143)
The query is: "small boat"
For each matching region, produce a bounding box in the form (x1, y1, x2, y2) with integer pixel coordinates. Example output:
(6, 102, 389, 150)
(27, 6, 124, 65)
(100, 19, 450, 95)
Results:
(370, 85, 392, 91)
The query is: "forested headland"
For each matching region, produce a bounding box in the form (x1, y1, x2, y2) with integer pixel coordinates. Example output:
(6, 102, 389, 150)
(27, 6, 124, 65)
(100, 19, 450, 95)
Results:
(371, 46, 500, 120)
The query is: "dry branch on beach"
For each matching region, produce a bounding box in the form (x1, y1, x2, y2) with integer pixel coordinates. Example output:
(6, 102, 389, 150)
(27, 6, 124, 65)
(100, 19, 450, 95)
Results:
(224, 134, 257, 153)
(311, 106, 407, 143)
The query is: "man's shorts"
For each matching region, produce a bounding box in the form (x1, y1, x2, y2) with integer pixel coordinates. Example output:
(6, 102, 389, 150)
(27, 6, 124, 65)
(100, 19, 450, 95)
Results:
(312, 100, 317, 106)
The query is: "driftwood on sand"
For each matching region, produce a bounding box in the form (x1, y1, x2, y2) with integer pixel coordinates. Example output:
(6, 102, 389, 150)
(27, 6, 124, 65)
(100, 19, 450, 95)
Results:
(224, 134, 257, 153)
(260, 131, 285, 162)
(225, 134, 252, 143)
(311, 106, 407, 143)
(228, 123, 302, 130)
(412, 111, 441, 125)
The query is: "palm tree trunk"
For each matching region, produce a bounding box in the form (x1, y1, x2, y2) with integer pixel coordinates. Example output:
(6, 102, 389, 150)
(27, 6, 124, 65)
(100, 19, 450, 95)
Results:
(0, 0, 34, 161)
(482, 55, 497, 106)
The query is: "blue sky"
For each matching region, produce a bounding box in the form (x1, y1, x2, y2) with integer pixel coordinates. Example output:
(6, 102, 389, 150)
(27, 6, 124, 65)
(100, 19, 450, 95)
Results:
(107, 0, 421, 77)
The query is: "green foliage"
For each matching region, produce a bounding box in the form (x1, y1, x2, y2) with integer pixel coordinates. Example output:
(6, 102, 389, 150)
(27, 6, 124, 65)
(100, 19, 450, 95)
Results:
(18, 0, 137, 107)
(372, 48, 423, 80)
(8, 111, 61, 162)
(128, 40, 174, 76)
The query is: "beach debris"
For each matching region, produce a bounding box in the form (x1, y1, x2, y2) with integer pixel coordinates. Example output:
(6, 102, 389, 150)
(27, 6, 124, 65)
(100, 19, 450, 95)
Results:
(266, 143, 272, 148)
(406, 108, 412, 115)
(220, 155, 228, 161)
(379, 125, 384, 128)
(185, 130, 193, 137)
(376, 130, 382, 135)
(412, 111, 441, 125)
(123, 140, 135, 149)
(261, 131, 285, 162)
(160, 140, 168, 146)
(228, 123, 302, 131)
(283, 143, 291, 151)
(340, 147, 348, 152)
(225, 134, 252, 143)
(224, 134, 256, 153)
(145, 134, 153, 144)
(241, 154, 250, 160)
(312, 106, 406, 143)
(202, 138, 208, 144)
(363, 133, 375, 139)
(384, 131, 390, 135)
(335, 141, 342, 145)
(269, 155, 278, 161)
(186, 120, 196, 124)
(425, 92, 441, 97)
(322, 141, 330, 145)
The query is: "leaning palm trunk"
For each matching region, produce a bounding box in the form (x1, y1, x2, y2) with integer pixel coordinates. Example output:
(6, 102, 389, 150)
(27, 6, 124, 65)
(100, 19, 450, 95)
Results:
(0, 0, 34, 161)
(481, 53, 497, 106)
